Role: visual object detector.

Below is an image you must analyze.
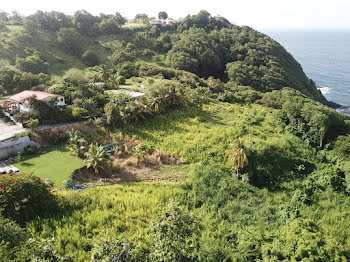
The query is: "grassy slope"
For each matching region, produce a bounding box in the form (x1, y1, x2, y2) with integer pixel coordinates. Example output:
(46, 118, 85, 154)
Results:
(27, 183, 183, 261)
(0, 25, 125, 75)
(16, 145, 84, 188)
(25, 102, 350, 259)
(123, 102, 313, 165)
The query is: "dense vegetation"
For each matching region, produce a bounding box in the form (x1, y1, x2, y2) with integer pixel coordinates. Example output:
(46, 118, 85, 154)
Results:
(1, 9, 349, 262)
(0, 9, 324, 102)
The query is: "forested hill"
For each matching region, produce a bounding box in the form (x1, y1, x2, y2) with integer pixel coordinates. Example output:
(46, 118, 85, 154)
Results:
(0, 10, 326, 103)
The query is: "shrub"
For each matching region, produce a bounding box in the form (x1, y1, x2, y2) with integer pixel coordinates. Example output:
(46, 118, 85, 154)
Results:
(81, 50, 99, 67)
(261, 219, 345, 261)
(71, 106, 88, 119)
(91, 238, 146, 261)
(0, 174, 56, 223)
(0, 214, 27, 260)
(0, 214, 26, 247)
(116, 75, 126, 85)
(27, 118, 39, 132)
(150, 201, 200, 261)
(23, 145, 39, 155)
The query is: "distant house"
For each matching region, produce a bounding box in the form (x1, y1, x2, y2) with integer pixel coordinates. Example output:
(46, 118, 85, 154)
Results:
(2, 90, 65, 112)
(150, 19, 165, 26)
(112, 89, 145, 101)
(150, 18, 177, 26)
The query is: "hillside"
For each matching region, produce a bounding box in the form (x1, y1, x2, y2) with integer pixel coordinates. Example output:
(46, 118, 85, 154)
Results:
(1, 10, 350, 262)
(0, 10, 326, 103)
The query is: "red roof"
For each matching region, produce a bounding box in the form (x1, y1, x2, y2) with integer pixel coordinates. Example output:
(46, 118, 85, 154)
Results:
(8, 91, 63, 103)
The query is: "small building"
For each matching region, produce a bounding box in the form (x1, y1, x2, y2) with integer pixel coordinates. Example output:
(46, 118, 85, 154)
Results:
(93, 82, 107, 88)
(150, 18, 177, 26)
(150, 19, 165, 26)
(112, 89, 145, 101)
(3, 90, 65, 112)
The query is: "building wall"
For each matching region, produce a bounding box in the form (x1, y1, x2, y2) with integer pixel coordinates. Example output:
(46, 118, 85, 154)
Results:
(19, 104, 31, 112)
(57, 97, 66, 106)
(0, 136, 41, 160)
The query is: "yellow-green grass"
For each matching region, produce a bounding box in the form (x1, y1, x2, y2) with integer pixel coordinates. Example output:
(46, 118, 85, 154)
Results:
(123, 102, 307, 163)
(28, 182, 183, 260)
(16, 145, 85, 188)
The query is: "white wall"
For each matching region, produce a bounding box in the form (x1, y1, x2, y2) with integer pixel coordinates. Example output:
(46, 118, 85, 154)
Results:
(0, 136, 41, 160)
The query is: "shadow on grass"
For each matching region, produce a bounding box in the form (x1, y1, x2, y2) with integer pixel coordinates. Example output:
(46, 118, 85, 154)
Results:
(20, 162, 34, 167)
(21, 144, 69, 162)
(120, 105, 227, 141)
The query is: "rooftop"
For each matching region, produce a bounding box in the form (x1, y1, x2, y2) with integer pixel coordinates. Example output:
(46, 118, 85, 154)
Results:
(112, 89, 145, 98)
(8, 90, 63, 103)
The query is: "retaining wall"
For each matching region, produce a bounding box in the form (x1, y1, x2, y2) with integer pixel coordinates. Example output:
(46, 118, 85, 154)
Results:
(0, 136, 40, 160)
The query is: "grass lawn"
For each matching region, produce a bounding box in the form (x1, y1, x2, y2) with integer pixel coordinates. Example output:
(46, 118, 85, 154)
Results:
(16, 145, 85, 188)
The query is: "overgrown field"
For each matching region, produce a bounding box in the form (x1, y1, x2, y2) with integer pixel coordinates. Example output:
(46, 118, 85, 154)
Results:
(5, 101, 347, 261)
(23, 183, 184, 261)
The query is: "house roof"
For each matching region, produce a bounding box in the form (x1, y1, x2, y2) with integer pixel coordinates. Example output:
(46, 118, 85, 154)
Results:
(112, 89, 144, 98)
(8, 90, 63, 103)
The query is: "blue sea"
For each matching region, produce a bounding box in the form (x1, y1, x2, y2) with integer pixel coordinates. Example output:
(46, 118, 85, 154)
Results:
(263, 30, 350, 114)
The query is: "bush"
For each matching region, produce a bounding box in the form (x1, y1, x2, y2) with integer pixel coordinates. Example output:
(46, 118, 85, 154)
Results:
(262, 219, 346, 261)
(0, 214, 27, 260)
(150, 201, 200, 261)
(116, 75, 126, 85)
(91, 238, 146, 261)
(23, 145, 39, 155)
(81, 50, 99, 67)
(71, 106, 88, 119)
(0, 174, 56, 223)
(0, 214, 26, 247)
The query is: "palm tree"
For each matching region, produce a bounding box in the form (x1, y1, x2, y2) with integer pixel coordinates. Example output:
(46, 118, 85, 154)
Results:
(84, 144, 110, 174)
(93, 117, 104, 127)
(67, 130, 87, 157)
(100, 64, 110, 83)
(228, 138, 251, 178)
(107, 74, 119, 90)
(133, 145, 146, 166)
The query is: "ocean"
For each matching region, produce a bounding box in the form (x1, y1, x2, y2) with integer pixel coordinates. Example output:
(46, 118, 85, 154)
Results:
(263, 30, 350, 114)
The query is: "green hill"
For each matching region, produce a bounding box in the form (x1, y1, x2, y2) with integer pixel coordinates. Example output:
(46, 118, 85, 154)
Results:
(0, 10, 325, 103)
(2, 10, 350, 261)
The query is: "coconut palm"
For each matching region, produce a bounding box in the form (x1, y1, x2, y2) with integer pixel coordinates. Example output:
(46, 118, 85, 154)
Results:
(100, 64, 110, 83)
(228, 138, 251, 178)
(133, 145, 146, 166)
(107, 74, 119, 89)
(67, 130, 87, 157)
(84, 144, 110, 174)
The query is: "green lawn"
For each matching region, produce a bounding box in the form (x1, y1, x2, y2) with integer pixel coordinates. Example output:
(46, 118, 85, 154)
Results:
(16, 145, 85, 188)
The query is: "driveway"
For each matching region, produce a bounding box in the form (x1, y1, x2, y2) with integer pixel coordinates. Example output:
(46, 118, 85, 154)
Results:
(0, 120, 27, 142)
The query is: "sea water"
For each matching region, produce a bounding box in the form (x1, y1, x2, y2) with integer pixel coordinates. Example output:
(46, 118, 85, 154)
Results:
(263, 30, 350, 114)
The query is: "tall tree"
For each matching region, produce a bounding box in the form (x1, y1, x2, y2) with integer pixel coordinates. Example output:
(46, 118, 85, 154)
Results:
(158, 11, 168, 20)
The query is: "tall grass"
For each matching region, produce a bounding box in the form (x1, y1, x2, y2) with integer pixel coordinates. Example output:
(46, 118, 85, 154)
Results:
(27, 183, 183, 260)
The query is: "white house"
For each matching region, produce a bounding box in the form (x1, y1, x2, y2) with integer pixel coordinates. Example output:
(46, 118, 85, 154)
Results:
(150, 18, 177, 26)
(3, 90, 65, 112)
(150, 19, 165, 26)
